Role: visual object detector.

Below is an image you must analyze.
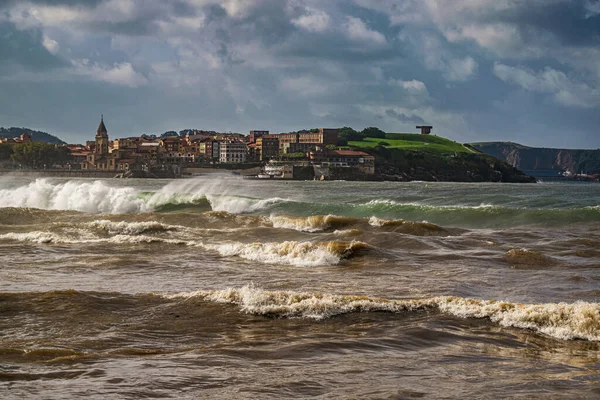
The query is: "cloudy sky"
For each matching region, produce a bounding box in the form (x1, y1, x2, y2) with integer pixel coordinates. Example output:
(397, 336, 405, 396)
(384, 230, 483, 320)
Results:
(0, 0, 599, 147)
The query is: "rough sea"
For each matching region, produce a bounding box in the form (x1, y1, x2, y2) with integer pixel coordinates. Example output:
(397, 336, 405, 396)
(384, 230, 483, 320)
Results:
(0, 175, 599, 399)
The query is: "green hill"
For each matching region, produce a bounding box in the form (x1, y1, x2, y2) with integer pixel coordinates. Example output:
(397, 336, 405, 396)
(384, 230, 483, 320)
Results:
(347, 134, 534, 183)
(349, 133, 474, 155)
(0, 127, 66, 144)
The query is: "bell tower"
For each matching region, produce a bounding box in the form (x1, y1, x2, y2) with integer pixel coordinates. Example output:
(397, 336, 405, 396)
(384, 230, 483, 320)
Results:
(95, 115, 109, 155)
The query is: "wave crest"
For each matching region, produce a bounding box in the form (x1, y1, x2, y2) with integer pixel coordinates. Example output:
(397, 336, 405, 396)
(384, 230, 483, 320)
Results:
(368, 217, 448, 235)
(206, 240, 368, 267)
(270, 215, 359, 232)
(167, 286, 600, 341)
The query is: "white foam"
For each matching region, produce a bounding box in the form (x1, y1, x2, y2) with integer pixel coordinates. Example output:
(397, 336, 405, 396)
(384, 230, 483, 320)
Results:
(270, 215, 336, 232)
(365, 200, 499, 211)
(0, 179, 148, 213)
(0, 231, 58, 244)
(0, 231, 191, 246)
(166, 286, 600, 341)
(0, 177, 289, 214)
(204, 240, 362, 267)
(208, 195, 291, 214)
(88, 220, 178, 235)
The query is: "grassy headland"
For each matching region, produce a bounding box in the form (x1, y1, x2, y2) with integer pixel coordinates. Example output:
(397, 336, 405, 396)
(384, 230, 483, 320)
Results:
(346, 133, 535, 182)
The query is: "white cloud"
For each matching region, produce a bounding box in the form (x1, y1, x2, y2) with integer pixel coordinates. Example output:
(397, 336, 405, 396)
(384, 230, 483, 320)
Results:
(391, 79, 427, 92)
(292, 8, 330, 33)
(72, 60, 149, 88)
(445, 56, 478, 82)
(493, 63, 600, 108)
(343, 17, 386, 44)
(42, 35, 60, 54)
(445, 23, 524, 54)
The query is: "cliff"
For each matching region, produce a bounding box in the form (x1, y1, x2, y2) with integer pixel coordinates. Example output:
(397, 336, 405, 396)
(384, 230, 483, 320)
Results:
(471, 142, 600, 175)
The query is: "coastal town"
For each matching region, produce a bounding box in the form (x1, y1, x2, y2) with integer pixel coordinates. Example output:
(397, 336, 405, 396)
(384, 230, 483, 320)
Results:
(3, 119, 570, 183)
(1, 117, 379, 180)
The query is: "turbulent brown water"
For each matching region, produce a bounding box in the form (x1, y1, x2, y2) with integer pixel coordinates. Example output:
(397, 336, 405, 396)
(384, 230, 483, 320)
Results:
(1, 176, 599, 399)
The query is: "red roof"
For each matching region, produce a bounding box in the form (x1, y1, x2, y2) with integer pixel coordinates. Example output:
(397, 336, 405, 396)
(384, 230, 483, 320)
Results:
(334, 150, 372, 157)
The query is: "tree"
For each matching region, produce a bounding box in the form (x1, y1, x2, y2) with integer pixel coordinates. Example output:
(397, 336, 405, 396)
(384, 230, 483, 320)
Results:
(0, 143, 13, 161)
(11, 142, 72, 168)
(361, 126, 386, 138)
(338, 126, 362, 142)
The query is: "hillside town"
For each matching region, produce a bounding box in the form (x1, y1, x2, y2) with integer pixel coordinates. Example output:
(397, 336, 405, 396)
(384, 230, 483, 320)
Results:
(2, 117, 376, 179)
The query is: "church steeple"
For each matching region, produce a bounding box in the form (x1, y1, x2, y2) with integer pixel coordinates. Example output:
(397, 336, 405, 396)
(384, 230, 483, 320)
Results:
(96, 115, 108, 137)
(95, 115, 109, 156)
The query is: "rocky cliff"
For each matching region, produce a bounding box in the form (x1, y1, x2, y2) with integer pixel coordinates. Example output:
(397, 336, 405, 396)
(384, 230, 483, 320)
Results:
(471, 142, 600, 175)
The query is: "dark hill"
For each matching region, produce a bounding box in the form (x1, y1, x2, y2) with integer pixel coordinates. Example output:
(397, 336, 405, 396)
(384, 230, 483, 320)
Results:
(0, 127, 66, 145)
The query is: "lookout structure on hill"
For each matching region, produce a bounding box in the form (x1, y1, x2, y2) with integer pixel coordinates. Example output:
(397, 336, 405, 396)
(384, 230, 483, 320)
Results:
(416, 125, 432, 135)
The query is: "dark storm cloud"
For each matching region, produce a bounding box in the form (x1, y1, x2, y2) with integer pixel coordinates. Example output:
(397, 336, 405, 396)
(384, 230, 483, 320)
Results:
(0, 0, 103, 8)
(483, 1, 600, 47)
(0, 0, 598, 148)
(0, 21, 67, 71)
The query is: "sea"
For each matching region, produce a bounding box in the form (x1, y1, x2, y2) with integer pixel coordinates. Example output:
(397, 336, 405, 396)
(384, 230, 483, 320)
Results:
(0, 175, 599, 399)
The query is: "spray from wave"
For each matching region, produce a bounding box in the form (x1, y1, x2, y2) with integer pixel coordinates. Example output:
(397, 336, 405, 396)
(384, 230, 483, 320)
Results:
(0, 178, 291, 215)
(0, 179, 148, 213)
(167, 285, 600, 341)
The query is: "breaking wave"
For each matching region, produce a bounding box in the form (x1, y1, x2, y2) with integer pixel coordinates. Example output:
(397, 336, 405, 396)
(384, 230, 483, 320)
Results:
(2, 179, 599, 229)
(0, 178, 291, 215)
(205, 240, 369, 267)
(269, 215, 360, 232)
(167, 285, 600, 341)
(0, 229, 367, 267)
(0, 179, 148, 214)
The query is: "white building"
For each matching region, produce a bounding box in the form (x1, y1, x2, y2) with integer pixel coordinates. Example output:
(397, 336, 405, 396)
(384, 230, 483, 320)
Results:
(219, 141, 247, 163)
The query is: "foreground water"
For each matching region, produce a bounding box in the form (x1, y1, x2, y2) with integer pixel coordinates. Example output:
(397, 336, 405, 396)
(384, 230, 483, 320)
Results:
(0, 176, 599, 399)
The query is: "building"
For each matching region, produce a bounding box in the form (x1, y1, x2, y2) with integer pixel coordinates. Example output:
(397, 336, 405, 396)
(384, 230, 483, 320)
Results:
(199, 139, 220, 160)
(0, 133, 32, 144)
(256, 136, 279, 160)
(248, 130, 269, 143)
(416, 126, 432, 135)
(82, 116, 117, 171)
(276, 133, 300, 152)
(311, 149, 375, 174)
(273, 128, 338, 152)
(282, 142, 316, 154)
(219, 141, 247, 163)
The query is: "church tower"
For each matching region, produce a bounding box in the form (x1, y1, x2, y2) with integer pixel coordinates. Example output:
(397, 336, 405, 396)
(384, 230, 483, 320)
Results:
(95, 115, 109, 156)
